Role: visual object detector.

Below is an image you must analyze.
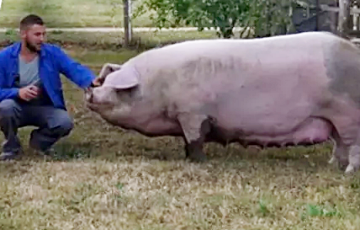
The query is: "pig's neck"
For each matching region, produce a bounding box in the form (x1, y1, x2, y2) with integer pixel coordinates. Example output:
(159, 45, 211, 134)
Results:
(104, 102, 180, 136)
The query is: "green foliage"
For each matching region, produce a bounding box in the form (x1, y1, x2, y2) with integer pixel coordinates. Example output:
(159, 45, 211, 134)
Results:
(133, 0, 298, 38)
(249, 0, 297, 38)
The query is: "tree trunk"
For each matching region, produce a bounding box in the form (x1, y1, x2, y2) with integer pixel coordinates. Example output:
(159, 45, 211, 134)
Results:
(338, 0, 351, 37)
(123, 0, 132, 47)
(315, 0, 320, 31)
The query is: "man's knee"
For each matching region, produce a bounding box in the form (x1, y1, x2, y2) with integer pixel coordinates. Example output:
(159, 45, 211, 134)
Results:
(58, 116, 74, 135)
(0, 99, 20, 119)
(52, 111, 74, 136)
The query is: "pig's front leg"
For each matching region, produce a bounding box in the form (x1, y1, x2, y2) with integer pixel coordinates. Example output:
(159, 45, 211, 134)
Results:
(178, 113, 211, 162)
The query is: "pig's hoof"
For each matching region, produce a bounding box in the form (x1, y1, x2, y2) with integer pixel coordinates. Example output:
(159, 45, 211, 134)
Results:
(188, 151, 207, 163)
(345, 164, 355, 174)
(337, 158, 349, 171)
(328, 156, 336, 164)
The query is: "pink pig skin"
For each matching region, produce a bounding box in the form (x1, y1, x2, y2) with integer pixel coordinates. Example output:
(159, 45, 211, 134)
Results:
(85, 31, 360, 174)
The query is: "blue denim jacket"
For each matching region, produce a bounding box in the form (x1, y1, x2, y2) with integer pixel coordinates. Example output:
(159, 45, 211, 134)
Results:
(0, 42, 96, 109)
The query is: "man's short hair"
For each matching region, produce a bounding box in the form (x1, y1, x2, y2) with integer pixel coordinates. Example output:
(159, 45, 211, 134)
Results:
(19, 14, 44, 31)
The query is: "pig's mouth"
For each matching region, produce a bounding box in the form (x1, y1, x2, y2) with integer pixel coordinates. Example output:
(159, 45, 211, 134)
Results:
(84, 74, 110, 110)
(84, 87, 115, 111)
(85, 100, 115, 112)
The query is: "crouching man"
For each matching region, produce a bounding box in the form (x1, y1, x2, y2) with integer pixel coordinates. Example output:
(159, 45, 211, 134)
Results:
(0, 14, 101, 160)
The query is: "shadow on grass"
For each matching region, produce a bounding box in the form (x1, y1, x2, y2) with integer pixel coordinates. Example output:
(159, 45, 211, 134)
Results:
(0, 141, 96, 178)
(49, 141, 97, 161)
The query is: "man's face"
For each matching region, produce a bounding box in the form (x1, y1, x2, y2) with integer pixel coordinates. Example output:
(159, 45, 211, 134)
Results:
(20, 24, 46, 52)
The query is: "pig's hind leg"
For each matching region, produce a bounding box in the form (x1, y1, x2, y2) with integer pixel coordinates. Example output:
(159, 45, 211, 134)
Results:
(317, 100, 360, 173)
(322, 39, 360, 173)
(328, 131, 350, 171)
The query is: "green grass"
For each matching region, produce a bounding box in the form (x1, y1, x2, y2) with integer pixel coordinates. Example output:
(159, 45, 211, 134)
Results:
(0, 0, 158, 28)
(0, 45, 359, 229)
(0, 29, 222, 50)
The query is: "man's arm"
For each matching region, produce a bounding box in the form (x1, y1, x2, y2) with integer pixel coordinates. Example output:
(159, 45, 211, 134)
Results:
(54, 46, 97, 88)
(0, 62, 19, 102)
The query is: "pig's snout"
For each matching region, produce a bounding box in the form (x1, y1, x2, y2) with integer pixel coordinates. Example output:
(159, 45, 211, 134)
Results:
(84, 87, 94, 103)
(85, 86, 116, 107)
(84, 87, 92, 94)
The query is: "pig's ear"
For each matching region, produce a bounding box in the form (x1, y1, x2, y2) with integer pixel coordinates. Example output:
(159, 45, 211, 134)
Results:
(98, 63, 122, 79)
(102, 66, 139, 89)
(107, 63, 122, 72)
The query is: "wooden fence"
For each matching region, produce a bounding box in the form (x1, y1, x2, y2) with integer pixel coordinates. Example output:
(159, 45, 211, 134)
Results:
(319, 1, 360, 36)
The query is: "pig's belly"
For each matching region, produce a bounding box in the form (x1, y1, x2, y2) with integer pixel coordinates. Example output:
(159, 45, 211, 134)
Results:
(212, 115, 332, 147)
(211, 91, 333, 147)
(233, 117, 331, 147)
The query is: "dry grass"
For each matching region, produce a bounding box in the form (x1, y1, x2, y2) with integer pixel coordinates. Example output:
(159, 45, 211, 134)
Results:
(0, 47, 360, 229)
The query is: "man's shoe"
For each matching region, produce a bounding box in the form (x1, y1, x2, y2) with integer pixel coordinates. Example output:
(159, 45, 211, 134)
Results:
(0, 152, 19, 161)
(29, 141, 57, 157)
(35, 147, 57, 158)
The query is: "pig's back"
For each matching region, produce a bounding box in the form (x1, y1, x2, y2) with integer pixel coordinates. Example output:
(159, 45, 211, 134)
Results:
(128, 32, 340, 122)
(129, 31, 336, 91)
(129, 31, 336, 74)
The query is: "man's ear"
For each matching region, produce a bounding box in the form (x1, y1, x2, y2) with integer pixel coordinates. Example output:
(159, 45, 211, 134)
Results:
(19, 30, 26, 40)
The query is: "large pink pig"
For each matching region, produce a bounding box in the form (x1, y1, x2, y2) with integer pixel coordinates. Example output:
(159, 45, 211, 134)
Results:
(85, 31, 360, 174)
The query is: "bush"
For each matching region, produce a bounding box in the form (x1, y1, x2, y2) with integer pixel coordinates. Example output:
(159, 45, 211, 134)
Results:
(133, 0, 297, 38)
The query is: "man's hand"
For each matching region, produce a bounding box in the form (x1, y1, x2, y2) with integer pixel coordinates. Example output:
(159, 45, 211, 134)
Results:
(91, 77, 103, 87)
(18, 85, 40, 101)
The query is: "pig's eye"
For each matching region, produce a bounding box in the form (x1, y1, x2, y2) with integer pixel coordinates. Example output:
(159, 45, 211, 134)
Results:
(115, 87, 139, 101)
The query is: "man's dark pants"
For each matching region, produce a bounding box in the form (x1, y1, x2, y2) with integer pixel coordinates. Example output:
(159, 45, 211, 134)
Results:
(0, 98, 73, 157)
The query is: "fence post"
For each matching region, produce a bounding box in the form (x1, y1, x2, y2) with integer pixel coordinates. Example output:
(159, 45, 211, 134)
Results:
(315, 0, 320, 31)
(338, 0, 351, 37)
(123, 0, 132, 47)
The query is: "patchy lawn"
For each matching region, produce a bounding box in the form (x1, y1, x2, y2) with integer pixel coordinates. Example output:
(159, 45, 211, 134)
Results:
(0, 46, 360, 229)
(0, 29, 221, 50)
(0, 0, 154, 28)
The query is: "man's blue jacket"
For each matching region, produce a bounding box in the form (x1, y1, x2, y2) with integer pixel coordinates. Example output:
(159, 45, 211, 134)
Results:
(0, 42, 96, 110)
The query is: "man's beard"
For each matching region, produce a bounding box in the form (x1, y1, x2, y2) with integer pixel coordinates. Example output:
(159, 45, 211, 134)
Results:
(25, 40, 40, 53)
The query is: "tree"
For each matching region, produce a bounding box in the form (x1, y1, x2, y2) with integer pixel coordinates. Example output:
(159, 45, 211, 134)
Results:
(133, 0, 297, 38)
(249, 0, 296, 38)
